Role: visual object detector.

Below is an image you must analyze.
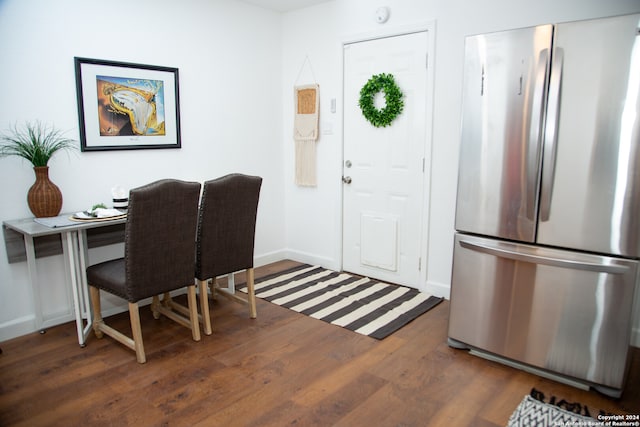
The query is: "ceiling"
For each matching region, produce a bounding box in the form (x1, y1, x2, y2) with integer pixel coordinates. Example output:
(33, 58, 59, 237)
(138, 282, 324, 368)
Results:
(237, 0, 333, 13)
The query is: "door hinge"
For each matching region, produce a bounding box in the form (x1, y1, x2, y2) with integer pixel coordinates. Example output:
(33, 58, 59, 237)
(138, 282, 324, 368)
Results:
(422, 157, 425, 173)
(418, 257, 422, 271)
(426, 53, 429, 69)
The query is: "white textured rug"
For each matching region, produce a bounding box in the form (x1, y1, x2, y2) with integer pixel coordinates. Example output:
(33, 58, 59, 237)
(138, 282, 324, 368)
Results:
(508, 395, 598, 427)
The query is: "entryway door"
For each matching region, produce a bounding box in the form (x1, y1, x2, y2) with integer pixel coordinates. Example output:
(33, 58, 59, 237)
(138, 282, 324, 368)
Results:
(342, 31, 430, 289)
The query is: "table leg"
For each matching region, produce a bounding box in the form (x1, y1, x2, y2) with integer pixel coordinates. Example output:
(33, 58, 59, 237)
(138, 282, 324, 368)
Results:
(225, 273, 235, 293)
(76, 230, 93, 342)
(23, 234, 44, 333)
(63, 231, 86, 347)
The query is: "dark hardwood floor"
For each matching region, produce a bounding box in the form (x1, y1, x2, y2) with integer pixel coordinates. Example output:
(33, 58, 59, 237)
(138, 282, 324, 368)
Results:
(1, 259, 638, 426)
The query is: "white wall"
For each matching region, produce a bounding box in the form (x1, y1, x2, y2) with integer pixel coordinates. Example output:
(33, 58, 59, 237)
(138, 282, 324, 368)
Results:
(280, 0, 640, 345)
(2, 0, 640, 345)
(281, 4, 343, 270)
(0, 0, 286, 340)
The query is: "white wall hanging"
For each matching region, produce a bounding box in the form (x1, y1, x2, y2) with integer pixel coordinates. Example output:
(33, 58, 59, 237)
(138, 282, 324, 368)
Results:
(293, 55, 319, 187)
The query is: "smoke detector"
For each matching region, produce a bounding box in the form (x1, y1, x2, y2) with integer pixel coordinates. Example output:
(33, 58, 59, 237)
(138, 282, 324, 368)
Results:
(375, 6, 390, 24)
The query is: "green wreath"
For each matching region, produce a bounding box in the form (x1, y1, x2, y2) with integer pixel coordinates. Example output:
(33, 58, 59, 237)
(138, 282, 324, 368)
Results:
(358, 73, 404, 128)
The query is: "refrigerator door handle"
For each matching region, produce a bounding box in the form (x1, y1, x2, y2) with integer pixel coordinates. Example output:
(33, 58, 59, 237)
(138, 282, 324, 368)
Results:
(526, 48, 549, 220)
(540, 48, 564, 221)
(459, 238, 628, 274)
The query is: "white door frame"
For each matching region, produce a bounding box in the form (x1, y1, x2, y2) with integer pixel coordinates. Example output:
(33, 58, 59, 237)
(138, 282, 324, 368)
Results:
(340, 21, 437, 293)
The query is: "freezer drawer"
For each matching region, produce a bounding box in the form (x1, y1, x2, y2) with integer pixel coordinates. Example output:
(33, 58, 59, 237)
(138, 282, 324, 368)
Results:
(448, 233, 638, 392)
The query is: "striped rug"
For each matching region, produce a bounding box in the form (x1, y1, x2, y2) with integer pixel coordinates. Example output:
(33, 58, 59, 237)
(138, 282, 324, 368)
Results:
(240, 264, 443, 340)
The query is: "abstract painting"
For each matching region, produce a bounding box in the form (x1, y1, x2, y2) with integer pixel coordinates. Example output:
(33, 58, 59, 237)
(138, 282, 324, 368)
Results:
(75, 57, 181, 151)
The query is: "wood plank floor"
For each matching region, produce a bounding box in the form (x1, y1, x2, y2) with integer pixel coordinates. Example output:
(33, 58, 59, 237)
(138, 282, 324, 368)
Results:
(1, 260, 639, 426)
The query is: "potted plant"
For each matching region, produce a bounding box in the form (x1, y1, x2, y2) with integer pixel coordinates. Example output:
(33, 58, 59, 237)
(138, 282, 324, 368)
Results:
(0, 121, 76, 217)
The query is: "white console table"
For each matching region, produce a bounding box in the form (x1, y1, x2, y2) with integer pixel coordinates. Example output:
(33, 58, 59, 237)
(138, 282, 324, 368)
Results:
(3, 215, 126, 346)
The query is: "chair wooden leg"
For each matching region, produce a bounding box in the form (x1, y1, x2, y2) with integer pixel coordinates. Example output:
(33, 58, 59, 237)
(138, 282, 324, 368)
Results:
(208, 278, 218, 300)
(89, 286, 104, 339)
(149, 286, 203, 341)
(162, 292, 172, 308)
(128, 302, 146, 364)
(247, 268, 257, 319)
(88, 288, 146, 363)
(198, 279, 212, 335)
(187, 285, 201, 342)
(151, 295, 162, 319)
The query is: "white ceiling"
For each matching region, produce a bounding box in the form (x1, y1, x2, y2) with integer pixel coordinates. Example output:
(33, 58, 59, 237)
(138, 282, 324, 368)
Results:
(237, 0, 332, 13)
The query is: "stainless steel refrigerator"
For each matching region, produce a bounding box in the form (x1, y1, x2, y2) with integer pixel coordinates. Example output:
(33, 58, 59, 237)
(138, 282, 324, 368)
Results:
(448, 13, 640, 398)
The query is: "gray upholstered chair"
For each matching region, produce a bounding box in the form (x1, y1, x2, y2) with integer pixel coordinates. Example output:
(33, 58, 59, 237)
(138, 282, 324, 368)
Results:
(196, 173, 262, 335)
(87, 179, 202, 363)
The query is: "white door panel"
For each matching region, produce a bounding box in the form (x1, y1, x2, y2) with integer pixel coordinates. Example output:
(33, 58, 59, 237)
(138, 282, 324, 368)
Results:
(342, 31, 429, 288)
(361, 213, 398, 271)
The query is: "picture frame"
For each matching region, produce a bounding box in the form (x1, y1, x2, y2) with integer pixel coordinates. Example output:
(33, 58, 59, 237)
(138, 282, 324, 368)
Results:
(74, 57, 181, 151)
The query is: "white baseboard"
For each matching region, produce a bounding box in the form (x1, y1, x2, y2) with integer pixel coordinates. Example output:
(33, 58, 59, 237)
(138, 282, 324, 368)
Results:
(0, 315, 37, 342)
(0, 294, 180, 343)
(0, 308, 77, 342)
(281, 249, 341, 271)
(254, 249, 288, 268)
(424, 279, 450, 300)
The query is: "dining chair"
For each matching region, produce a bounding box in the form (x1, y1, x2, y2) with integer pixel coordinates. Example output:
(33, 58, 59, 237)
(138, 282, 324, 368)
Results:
(87, 179, 202, 363)
(195, 173, 263, 335)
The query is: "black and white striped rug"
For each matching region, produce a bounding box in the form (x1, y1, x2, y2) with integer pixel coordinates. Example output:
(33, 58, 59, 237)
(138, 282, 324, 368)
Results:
(240, 264, 443, 340)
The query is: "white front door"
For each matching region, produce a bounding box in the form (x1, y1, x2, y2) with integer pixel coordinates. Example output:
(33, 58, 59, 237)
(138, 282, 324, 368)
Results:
(342, 31, 430, 288)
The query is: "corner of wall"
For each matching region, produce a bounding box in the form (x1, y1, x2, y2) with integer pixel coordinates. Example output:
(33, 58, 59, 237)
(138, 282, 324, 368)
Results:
(424, 280, 450, 300)
(282, 248, 340, 271)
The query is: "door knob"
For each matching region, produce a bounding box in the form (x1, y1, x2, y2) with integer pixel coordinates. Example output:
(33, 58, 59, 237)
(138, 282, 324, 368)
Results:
(342, 176, 352, 184)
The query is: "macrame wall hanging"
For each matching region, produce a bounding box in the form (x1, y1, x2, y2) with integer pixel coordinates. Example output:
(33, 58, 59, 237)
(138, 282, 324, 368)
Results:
(293, 55, 319, 187)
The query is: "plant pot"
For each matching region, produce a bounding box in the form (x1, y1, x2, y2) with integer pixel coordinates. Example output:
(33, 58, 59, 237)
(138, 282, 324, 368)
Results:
(27, 166, 63, 218)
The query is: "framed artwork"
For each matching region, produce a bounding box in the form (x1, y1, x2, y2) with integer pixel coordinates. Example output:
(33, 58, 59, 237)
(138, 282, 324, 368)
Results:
(74, 57, 181, 151)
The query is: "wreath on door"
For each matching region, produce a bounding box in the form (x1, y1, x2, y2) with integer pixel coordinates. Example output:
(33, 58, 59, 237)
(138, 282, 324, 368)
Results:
(358, 73, 404, 128)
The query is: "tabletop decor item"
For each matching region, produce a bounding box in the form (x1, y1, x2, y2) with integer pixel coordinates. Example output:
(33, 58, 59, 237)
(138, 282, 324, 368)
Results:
(0, 121, 76, 217)
(74, 57, 181, 151)
(111, 185, 128, 211)
(358, 73, 404, 127)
